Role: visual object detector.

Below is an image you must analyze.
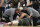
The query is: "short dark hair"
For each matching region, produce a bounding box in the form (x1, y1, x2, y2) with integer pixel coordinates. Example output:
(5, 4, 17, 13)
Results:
(16, 9, 20, 11)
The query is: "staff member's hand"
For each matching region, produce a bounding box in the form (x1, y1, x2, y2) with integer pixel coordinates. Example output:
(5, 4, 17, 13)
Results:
(27, 14, 32, 19)
(27, 16, 31, 19)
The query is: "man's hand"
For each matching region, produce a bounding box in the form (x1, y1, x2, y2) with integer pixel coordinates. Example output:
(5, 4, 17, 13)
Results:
(26, 5, 30, 6)
(27, 14, 32, 19)
(27, 16, 31, 19)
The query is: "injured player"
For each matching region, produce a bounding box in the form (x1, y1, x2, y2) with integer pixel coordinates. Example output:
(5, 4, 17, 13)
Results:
(3, 9, 30, 26)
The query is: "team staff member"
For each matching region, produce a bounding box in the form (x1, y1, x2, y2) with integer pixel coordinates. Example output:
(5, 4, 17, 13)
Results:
(3, 8, 17, 22)
(2, 2, 16, 22)
(24, 7, 40, 26)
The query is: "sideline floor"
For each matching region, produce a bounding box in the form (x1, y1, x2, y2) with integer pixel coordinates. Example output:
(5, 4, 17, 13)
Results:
(1, 25, 40, 27)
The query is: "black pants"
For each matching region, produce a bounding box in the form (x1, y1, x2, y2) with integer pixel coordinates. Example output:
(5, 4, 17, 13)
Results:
(1, 16, 11, 23)
(0, 7, 5, 18)
(32, 17, 38, 26)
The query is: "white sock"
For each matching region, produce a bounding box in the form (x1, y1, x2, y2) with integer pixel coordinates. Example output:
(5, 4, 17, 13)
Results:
(12, 20, 19, 25)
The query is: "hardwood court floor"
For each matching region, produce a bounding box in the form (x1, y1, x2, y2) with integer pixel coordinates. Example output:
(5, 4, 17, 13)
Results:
(3, 25, 40, 27)
(0, 24, 40, 27)
(3, 26, 33, 27)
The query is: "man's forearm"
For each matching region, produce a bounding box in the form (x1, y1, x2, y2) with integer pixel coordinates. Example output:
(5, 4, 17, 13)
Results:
(26, 1, 32, 6)
(30, 14, 32, 17)
(27, 14, 32, 19)
(17, 13, 26, 20)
